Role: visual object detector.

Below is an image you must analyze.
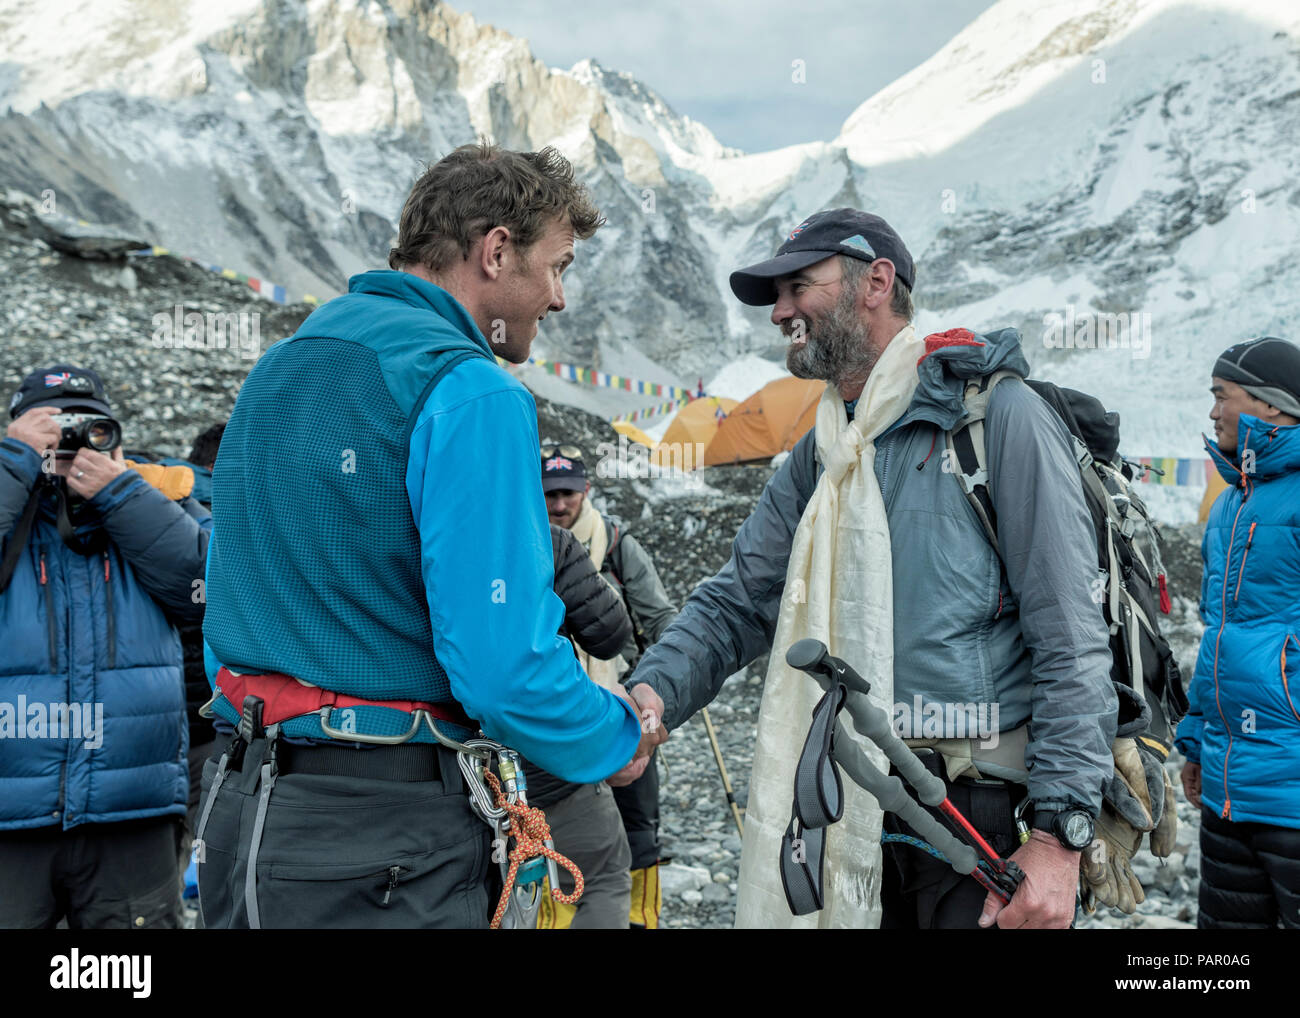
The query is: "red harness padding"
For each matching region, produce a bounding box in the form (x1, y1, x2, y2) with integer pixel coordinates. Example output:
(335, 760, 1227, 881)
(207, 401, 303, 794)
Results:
(214, 667, 477, 732)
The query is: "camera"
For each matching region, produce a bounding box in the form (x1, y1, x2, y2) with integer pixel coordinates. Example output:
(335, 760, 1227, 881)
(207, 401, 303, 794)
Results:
(51, 414, 122, 457)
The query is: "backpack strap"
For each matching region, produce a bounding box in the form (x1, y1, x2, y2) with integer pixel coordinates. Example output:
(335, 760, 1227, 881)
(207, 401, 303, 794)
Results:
(603, 523, 650, 657)
(945, 370, 1020, 555)
(606, 521, 622, 569)
(953, 379, 1165, 707)
(0, 482, 42, 594)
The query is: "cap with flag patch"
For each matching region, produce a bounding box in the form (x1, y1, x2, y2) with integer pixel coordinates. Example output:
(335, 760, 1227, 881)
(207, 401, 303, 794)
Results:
(9, 364, 112, 419)
(729, 207, 915, 306)
(541, 445, 588, 492)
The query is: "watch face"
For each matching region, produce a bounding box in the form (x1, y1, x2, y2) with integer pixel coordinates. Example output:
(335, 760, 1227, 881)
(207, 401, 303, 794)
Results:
(1063, 812, 1093, 848)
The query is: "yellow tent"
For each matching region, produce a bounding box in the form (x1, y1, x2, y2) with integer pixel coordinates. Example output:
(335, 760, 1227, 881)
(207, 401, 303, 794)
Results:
(612, 420, 659, 450)
(1198, 470, 1229, 523)
(651, 396, 737, 470)
(704, 377, 825, 466)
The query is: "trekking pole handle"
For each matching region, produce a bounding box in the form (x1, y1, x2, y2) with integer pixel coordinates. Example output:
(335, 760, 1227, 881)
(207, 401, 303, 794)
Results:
(831, 720, 1017, 905)
(831, 719, 979, 877)
(786, 640, 946, 805)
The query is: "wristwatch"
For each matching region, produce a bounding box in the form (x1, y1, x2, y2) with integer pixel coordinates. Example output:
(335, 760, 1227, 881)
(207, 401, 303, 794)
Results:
(1032, 804, 1095, 851)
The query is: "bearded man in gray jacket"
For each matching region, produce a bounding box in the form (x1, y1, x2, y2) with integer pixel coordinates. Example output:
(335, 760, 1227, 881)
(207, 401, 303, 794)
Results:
(625, 209, 1117, 930)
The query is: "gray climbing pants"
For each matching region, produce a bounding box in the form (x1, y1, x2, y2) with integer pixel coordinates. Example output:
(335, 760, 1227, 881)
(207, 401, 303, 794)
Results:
(195, 733, 491, 929)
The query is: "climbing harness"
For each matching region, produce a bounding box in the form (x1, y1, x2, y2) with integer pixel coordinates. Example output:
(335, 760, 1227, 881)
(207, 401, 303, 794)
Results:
(779, 638, 1025, 916)
(196, 690, 583, 930)
(199, 667, 477, 746)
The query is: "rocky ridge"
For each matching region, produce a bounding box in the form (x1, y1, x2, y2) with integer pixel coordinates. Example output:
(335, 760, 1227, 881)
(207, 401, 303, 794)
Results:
(4, 0, 1300, 452)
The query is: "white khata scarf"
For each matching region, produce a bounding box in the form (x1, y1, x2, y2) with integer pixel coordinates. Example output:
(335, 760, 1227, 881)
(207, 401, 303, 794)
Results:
(569, 498, 624, 690)
(734, 323, 924, 929)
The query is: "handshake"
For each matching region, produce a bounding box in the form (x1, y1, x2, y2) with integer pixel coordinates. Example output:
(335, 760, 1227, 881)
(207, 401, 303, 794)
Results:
(606, 683, 669, 787)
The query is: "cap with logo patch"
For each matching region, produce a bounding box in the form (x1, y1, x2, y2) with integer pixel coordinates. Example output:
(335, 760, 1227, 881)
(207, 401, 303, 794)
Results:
(729, 207, 915, 307)
(8, 365, 112, 419)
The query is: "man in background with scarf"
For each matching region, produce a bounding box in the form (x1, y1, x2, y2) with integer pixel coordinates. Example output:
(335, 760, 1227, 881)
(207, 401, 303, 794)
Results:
(543, 445, 677, 928)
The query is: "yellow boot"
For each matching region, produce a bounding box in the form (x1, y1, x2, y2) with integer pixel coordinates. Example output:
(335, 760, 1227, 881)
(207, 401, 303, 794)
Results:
(628, 864, 662, 930)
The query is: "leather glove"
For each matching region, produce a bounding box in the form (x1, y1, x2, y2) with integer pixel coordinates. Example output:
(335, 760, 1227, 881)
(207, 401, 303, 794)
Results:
(1080, 736, 1153, 914)
(1142, 738, 1178, 858)
(1082, 806, 1145, 914)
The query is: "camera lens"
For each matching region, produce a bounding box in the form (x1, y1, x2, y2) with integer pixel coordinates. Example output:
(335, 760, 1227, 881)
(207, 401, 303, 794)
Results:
(85, 419, 121, 451)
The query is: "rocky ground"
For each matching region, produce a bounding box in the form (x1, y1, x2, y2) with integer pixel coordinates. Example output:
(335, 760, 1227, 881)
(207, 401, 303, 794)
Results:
(3, 193, 1207, 929)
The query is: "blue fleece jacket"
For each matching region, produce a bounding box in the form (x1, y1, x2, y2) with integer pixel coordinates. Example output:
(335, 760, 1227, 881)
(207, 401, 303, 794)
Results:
(203, 270, 640, 783)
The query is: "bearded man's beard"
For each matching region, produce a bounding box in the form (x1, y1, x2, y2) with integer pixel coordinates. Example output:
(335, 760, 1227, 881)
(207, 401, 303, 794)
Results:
(784, 286, 879, 386)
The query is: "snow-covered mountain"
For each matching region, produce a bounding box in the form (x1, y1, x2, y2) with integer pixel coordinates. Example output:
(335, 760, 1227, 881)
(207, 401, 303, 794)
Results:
(2, 0, 1299, 462)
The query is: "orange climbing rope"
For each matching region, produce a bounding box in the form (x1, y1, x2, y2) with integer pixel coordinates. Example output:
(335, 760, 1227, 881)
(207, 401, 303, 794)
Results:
(484, 770, 585, 930)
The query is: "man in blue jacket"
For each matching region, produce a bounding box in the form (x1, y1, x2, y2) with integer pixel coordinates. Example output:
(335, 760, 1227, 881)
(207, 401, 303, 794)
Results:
(0, 365, 209, 928)
(1176, 337, 1300, 929)
(197, 142, 666, 929)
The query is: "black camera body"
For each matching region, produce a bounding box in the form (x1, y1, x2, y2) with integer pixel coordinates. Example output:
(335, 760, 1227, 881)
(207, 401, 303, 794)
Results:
(51, 413, 122, 457)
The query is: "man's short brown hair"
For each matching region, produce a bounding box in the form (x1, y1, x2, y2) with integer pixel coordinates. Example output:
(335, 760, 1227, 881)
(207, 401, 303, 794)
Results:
(839, 254, 914, 321)
(388, 141, 604, 272)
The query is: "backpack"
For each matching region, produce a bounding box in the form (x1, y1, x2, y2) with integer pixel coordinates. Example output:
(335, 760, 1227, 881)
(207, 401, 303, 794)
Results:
(946, 372, 1188, 744)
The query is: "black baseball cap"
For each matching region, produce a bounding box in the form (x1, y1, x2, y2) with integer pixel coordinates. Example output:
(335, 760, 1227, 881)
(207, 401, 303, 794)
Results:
(8, 365, 112, 419)
(729, 207, 915, 306)
(541, 444, 588, 492)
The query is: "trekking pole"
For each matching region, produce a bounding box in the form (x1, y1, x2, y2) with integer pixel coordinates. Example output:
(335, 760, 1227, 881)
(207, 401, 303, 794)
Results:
(827, 718, 1018, 903)
(785, 639, 1025, 903)
(701, 707, 744, 838)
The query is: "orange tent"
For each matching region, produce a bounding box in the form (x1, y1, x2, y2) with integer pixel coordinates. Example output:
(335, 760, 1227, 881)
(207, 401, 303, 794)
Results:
(651, 396, 737, 470)
(704, 377, 825, 466)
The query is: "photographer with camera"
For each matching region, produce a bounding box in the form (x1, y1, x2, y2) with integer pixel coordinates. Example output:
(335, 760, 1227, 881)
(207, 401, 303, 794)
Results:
(0, 365, 210, 929)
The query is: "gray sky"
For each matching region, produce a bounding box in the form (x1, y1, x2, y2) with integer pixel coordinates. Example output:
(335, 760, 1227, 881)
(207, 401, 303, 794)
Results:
(454, 0, 998, 152)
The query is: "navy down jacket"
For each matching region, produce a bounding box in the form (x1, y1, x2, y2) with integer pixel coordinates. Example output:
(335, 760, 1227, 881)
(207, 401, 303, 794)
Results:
(0, 437, 210, 830)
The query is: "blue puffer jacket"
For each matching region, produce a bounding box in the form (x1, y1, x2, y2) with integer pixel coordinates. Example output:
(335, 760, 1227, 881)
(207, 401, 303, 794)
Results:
(0, 438, 211, 830)
(1175, 415, 1300, 828)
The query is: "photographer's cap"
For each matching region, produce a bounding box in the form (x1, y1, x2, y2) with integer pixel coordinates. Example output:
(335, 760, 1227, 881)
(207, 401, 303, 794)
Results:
(8, 365, 111, 419)
(729, 207, 915, 306)
(541, 445, 588, 492)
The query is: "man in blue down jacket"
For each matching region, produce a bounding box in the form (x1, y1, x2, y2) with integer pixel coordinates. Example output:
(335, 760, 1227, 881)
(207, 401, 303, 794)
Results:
(1176, 337, 1300, 929)
(0, 365, 210, 929)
